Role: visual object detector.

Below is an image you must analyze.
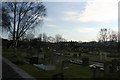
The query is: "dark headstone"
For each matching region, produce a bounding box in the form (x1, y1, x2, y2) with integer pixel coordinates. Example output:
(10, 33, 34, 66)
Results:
(73, 54, 77, 57)
(53, 73, 64, 80)
(93, 67, 100, 79)
(104, 62, 111, 75)
(29, 57, 38, 64)
(62, 60, 69, 70)
(111, 59, 119, 72)
(82, 58, 89, 66)
(78, 53, 81, 57)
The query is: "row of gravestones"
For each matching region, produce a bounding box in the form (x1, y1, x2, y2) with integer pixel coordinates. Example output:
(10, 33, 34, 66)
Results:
(61, 58, 120, 79)
(80, 58, 120, 74)
(29, 56, 120, 79)
(28, 56, 64, 80)
(52, 58, 89, 80)
(29, 56, 119, 69)
(29, 56, 56, 64)
(49, 57, 89, 80)
(92, 59, 120, 79)
(104, 59, 120, 74)
(29, 56, 89, 65)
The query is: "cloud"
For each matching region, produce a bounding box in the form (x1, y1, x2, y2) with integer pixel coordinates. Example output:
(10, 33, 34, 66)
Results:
(62, 10, 80, 21)
(79, 0, 118, 23)
(63, 11, 78, 16)
(45, 24, 56, 27)
(37, 17, 53, 21)
(76, 27, 99, 33)
(62, 0, 118, 23)
(44, 17, 53, 21)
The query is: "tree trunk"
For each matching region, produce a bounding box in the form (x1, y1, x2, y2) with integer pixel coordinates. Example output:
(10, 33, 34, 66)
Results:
(13, 3, 16, 56)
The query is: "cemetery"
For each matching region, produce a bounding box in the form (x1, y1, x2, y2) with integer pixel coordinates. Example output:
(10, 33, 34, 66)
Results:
(2, 47, 120, 79)
(1, 1, 120, 80)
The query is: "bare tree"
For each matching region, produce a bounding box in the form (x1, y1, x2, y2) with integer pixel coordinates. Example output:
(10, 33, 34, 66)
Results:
(25, 31, 35, 41)
(55, 34, 66, 42)
(98, 28, 118, 42)
(38, 33, 42, 41)
(48, 36, 56, 43)
(43, 33, 48, 42)
(108, 29, 118, 42)
(8, 32, 13, 40)
(2, 2, 46, 55)
(118, 27, 120, 42)
(1, 7, 11, 30)
(98, 28, 108, 42)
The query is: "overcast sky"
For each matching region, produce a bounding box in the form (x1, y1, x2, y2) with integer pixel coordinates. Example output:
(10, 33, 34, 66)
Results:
(34, 0, 118, 42)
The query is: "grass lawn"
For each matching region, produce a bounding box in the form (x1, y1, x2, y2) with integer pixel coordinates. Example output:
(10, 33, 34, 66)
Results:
(89, 57, 115, 62)
(2, 49, 99, 79)
(3, 49, 120, 80)
(18, 62, 103, 79)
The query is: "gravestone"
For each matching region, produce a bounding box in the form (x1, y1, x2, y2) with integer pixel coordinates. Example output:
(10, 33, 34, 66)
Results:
(82, 58, 89, 66)
(78, 53, 81, 57)
(104, 62, 111, 75)
(29, 57, 38, 64)
(73, 54, 77, 57)
(93, 67, 100, 79)
(100, 52, 103, 61)
(62, 60, 69, 70)
(53, 73, 64, 80)
(38, 53, 44, 59)
(111, 59, 119, 72)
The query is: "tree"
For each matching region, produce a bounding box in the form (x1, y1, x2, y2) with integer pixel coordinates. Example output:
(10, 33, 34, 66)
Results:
(98, 28, 108, 42)
(38, 33, 42, 41)
(107, 29, 118, 42)
(55, 34, 66, 42)
(25, 31, 35, 41)
(8, 32, 13, 40)
(2, 2, 46, 55)
(43, 33, 48, 42)
(98, 28, 118, 42)
(119, 32, 120, 42)
(1, 7, 11, 30)
(0, 7, 11, 38)
(48, 36, 56, 43)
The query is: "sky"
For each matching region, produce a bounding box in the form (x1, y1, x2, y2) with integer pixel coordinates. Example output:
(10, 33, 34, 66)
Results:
(34, 0, 118, 42)
(1, 0, 119, 42)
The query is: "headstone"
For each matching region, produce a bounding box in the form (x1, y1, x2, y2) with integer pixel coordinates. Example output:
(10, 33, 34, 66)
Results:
(111, 59, 119, 72)
(53, 73, 64, 80)
(82, 58, 89, 66)
(78, 53, 81, 57)
(100, 52, 103, 61)
(104, 53, 107, 60)
(29, 57, 38, 64)
(93, 67, 100, 79)
(62, 60, 69, 70)
(104, 62, 111, 75)
(38, 53, 44, 58)
(73, 54, 77, 57)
